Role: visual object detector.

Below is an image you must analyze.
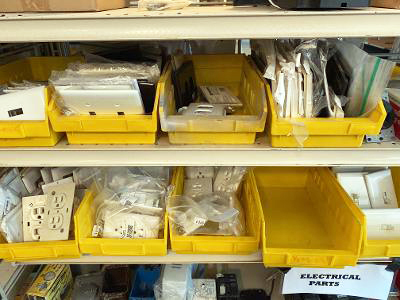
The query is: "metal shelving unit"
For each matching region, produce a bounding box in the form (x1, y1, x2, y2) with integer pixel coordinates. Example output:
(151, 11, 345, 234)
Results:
(1, 5, 399, 267)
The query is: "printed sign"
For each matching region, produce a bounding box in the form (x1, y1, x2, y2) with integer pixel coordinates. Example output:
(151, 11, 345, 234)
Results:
(282, 264, 394, 300)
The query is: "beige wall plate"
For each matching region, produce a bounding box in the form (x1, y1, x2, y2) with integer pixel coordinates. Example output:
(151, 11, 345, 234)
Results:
(22, 181, 75, 242)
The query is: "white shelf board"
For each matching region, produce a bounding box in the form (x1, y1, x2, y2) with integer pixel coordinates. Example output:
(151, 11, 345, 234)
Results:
(14, 251, 391, 265)
(0, 6, 400, 41)
(16, 250, 263, 265)
(1, 136, 400, 167)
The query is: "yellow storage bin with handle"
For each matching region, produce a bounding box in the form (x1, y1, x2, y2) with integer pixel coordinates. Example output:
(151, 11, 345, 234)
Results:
(265, 83, 387, 148)
(0, 197, 81, 261)
(48, 77, 160, 145)
(0, 56, 82, 147)
(253, 167, 364, 268)
(168, 167, 261, 254)
(159, 54, 268, 144)
(76, 188, 168, 256)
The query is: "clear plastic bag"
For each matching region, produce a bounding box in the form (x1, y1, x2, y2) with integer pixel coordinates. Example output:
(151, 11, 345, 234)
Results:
(89, 167, 169, 239)
(168, 192, 245, 236)
(335, 40, 396, 117)
(0, 204, 23, 243)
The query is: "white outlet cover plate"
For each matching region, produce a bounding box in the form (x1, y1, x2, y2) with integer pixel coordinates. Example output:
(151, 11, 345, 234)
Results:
(364, 169, 398, 209)
(22, 181, 75, 242)
(363, 208, 400, 240)
(185, 167, 214, 179)
(337, 173, 371, 209)
(184, 178, 213, 198)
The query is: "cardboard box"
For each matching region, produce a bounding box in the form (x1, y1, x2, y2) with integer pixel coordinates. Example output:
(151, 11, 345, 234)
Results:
(27, 264, 73, 300)
(0, 0, 127, 12)
(371, 0, 400, 8)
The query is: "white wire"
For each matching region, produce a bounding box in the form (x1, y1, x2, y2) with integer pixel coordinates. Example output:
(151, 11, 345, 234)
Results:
(268, 0, 281, 9)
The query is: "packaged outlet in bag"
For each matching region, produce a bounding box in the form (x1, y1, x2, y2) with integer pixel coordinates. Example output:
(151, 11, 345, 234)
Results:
(89, 167, 170, 239)
(168, 166, 247, 237)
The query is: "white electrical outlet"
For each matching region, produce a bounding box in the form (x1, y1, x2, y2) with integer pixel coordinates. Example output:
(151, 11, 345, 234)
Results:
(22, 182, 75, 242)
(337, 173, 371, 209)
(102, 211, 161, 239)
(184, 178, 213, 198)
(185, 167, 214, 179)
(364, 169, 398, 209)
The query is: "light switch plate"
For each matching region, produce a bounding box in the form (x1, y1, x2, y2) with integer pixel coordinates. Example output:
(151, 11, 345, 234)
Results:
(22, 182, 75, 242)
(185, 167, 214, 179)
(336, 172, 371, 209)
(184, 178, 213, 198)
(364, 169, 398, 209)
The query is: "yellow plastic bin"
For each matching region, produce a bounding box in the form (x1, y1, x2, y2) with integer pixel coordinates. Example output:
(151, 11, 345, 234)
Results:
(0, 56, 82, 147)
(0, 203, 80, 262)
(168, 167, 261, 254)
(159, 55, 268, 144)
(76, 189, 168, 256)
(265, 83, 387, 148)
(48, 81, 160, 145)
(253, 167, 364, 268)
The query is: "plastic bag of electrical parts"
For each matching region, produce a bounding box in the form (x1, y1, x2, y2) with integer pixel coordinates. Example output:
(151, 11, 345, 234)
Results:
(168, 192, 245, 236)
(213, 166, 247, 194)
(138, 0, 191, 11)
(49, 62, 160, 116)
(335, 40, 396, 117)
(89, 167, 169, 239)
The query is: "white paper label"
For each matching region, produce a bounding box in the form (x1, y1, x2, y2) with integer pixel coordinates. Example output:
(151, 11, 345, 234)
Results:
(193, 217, 206, 226)
(282, 265, 394, 300)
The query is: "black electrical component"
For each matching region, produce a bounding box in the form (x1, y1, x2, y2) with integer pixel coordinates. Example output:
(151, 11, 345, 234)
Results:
(216, 274, 239, 300)
(265, 0, 370, 9)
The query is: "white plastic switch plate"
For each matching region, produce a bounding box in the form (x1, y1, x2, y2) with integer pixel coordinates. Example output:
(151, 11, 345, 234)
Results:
(102, 211, 160, 239)
(336, 173, 371, 209)
(0, 87, 45, 121)
(184, 178, 213, 198)
(192, 279, 217, 300)
(364, 169, 398, 209)
(22, 181, 75, 242)
(363, 208, 400, 240)
(51, 167, 75, 181)
(185, 167, 214, 179)
(183, 103, 226, 116)
(21, 168, 42, 194)
(42, 177, 74, 194)
(56, 83, 144, 115)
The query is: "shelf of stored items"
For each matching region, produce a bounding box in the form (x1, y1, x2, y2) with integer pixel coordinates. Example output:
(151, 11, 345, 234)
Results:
(0, 6, 400, 42)
(1, 136, 400, 167)
(12, 251, 391, 265)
